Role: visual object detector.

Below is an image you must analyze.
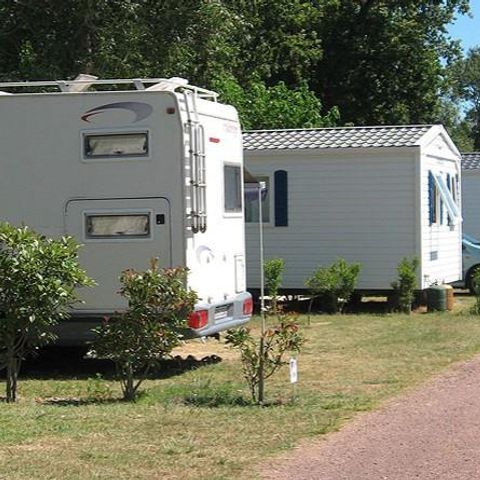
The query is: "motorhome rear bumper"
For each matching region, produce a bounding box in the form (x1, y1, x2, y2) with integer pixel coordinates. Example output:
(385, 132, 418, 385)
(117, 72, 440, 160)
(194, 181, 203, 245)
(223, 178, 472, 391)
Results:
(183, 291, 253, 339)
(52, 291, 253, 345)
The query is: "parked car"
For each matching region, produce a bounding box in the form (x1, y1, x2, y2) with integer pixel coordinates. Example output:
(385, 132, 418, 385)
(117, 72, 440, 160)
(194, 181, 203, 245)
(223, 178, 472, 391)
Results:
(461, 234, 480, 292)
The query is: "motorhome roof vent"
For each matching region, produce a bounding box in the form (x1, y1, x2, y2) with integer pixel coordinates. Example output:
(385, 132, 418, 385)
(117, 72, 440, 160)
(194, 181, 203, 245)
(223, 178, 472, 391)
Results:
(64, 74, 98, 93)
(146, 77, 189, 92)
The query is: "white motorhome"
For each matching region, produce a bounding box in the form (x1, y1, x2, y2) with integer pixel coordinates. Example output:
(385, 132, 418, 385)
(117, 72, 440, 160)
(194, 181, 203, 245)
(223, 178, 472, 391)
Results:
(0, 77, 252, 344)
(244, 125, 462, 296)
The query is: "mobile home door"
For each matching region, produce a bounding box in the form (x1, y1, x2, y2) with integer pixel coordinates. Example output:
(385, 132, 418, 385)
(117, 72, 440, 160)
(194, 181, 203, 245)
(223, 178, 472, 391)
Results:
(65, 197, 171, 312)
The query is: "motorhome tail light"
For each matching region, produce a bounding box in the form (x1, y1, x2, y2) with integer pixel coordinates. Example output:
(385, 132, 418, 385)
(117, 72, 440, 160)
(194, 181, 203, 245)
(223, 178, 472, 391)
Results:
(188, 310, 209, 329)
(243, 297, 253, 316)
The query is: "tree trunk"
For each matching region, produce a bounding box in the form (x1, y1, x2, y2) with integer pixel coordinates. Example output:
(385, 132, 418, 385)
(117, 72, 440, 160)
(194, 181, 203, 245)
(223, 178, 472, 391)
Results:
(123, 363, 136, 401)
(6, 341, 18, 403)
(257, 336, 265, 405)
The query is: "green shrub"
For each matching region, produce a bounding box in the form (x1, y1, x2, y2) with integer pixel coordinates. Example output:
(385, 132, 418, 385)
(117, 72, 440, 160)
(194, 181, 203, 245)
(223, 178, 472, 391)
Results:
(0, 222, 93, 402)
(305, 258, 361, 313)
(264, 258, 284, 316)
(225, 318, 304, 404)
(92, 260, 197, 401)
(470, 267, 480, 314)
(391, 257, 419, 314)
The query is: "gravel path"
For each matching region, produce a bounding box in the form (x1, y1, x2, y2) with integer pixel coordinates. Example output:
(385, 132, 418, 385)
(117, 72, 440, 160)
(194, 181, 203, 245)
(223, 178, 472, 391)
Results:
(259, 356, 480, 480)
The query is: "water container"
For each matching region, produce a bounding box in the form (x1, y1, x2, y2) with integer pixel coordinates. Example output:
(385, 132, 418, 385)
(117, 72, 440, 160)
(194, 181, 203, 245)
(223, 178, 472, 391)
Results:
(426, 285, 448, 312)
(445, 284, 454, 311)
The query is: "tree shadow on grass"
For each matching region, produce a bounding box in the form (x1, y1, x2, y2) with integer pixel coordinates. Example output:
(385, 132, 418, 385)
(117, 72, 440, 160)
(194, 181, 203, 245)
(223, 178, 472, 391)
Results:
(284, 295, 393, 315)
(15, 348, 223, 381)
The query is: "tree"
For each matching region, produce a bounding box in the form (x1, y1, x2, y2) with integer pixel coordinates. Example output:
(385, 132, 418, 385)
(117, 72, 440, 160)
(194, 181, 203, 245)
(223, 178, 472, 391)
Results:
(0, 223, 93, 402)
(225, 320, 304, 404)
(92, 261, 197, 401)
(437, 97, 475, 152)
(214, 75, 339, 130)
(448, 47, 480, 150)
(313, 0, 470, 125)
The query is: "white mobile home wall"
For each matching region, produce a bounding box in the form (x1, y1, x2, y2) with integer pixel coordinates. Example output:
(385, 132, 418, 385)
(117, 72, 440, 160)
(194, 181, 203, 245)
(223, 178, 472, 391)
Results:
(461, 153, 480, 238)
(244, 126, 462, 293)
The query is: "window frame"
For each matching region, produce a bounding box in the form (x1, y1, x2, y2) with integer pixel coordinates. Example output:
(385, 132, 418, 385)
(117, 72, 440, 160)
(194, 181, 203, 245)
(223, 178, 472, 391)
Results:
(244, 175, 271, 224)
(83, 211, 153, 242)
(82, 130, 150, 161)
(223, 163, 243, 216)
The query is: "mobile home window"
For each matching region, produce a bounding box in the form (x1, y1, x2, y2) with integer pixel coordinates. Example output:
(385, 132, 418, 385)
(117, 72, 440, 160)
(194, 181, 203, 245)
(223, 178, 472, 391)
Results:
(245, 177, 270, 223)
(428, 171, 439, 225)
(224, 165, 242, 213)
(86, 214, 150, 238)
(84, 132, 148, 158)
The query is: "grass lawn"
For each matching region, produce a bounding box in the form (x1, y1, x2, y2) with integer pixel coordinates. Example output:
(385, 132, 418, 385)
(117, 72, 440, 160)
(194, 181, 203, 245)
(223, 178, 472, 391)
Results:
(1, 295, 480, 479)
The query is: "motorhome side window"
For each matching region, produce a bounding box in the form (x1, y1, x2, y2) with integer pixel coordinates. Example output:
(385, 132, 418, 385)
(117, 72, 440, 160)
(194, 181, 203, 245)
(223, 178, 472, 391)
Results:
(245, 177, 270, 223)
(86, 214, 150, 238)
(224, 165, 242, 213)
(84, 132, 148, 158)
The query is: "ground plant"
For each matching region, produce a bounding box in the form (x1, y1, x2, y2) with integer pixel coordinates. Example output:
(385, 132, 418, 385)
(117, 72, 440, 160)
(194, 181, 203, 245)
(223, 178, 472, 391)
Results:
(391, 257, 419, 314)
(305, 258, 361, 313)
(226, 257, 303, 404)
(264, 258, 284, 316)
(470, 267, 480, 314)
(225, 319, 304, 404)
(0, 222, 93, 402)
(91, 260, 197, 401)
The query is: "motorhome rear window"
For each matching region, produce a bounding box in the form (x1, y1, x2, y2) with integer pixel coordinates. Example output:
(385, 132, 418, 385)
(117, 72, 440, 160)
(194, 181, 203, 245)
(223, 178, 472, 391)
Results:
(84, 132, 148, 158)
(224, 165, 242, 213)
(86, 214, 150, 238)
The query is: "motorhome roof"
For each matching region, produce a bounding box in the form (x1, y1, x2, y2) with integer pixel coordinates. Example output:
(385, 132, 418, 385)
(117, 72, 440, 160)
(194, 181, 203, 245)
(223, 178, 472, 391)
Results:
(0, 77, 218, 101)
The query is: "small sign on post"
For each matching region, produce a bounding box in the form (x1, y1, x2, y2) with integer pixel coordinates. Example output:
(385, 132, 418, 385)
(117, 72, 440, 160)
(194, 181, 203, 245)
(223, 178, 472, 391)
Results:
(289, 357, 298, 401)
(289, 358, 298, 384)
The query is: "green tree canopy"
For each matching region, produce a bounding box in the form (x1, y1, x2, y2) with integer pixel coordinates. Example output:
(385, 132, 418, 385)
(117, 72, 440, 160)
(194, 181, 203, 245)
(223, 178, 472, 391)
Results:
(313, 0, 469, 125)
(0, 0, 472, 131)
(447, 47, 480, 150)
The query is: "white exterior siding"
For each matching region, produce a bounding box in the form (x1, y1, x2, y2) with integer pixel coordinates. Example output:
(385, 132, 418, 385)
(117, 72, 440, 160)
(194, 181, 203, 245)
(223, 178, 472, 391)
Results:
(246, 149, 418, 290)
(245, 126, 462, 292)
(419, 148, 462, 286)
(462, 171, 480, 238)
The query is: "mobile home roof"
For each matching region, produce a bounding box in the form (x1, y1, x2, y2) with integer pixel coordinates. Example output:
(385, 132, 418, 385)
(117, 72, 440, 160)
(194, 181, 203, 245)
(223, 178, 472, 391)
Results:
(462, 152, 480, 170)
(243, 125, 435, 151)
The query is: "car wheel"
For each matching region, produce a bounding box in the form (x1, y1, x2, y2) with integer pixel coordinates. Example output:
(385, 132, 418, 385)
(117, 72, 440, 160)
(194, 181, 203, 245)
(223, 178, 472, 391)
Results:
(467, 265, 480, 294)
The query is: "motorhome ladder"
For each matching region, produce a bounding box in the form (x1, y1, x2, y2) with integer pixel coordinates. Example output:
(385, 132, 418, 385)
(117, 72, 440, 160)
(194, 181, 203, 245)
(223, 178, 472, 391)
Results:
(184, 91, 207, 233)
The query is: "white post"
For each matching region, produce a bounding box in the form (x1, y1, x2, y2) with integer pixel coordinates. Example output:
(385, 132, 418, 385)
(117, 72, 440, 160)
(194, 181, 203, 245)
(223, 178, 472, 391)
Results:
(258, 181, 266, 404)
(258, 182, 266, 335)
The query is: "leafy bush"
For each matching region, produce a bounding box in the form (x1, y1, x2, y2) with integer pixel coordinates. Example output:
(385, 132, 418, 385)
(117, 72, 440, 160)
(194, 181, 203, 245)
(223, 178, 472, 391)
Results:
(264, 258, 284, 316)
(225, 319, 304, 404)
(92, 260, 197, 401)
(391, 257, 419, 314)
(470, 267, 480, 314)
(0, 222, 93, 402)
(305, 258, 361, 313)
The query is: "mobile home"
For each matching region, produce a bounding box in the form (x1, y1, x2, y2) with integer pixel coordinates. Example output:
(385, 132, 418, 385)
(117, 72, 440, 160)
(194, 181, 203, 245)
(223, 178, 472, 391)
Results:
(461, 152, 480, 238)
(244, 125, 462, 295)
(0, 77, 252, 343)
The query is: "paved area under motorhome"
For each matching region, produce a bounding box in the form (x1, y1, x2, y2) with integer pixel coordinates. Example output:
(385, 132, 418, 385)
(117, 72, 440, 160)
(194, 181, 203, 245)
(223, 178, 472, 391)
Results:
(260, 355, 480, 480)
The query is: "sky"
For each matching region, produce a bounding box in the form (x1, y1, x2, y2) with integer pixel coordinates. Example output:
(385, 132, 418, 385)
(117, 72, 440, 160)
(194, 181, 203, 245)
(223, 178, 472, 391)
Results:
(447, 0, 480, 53)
